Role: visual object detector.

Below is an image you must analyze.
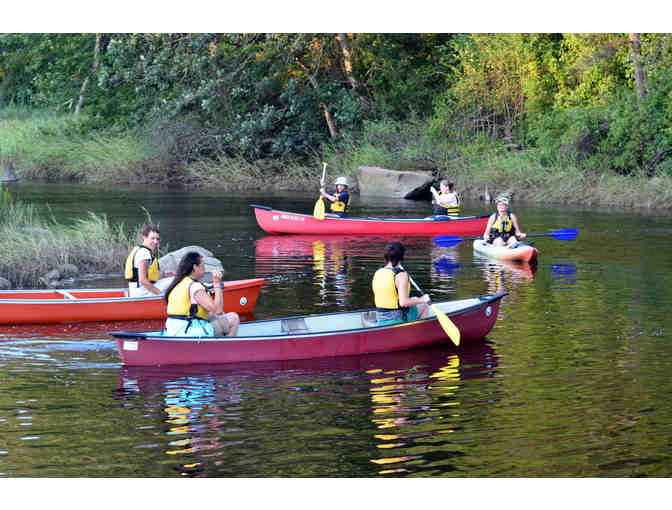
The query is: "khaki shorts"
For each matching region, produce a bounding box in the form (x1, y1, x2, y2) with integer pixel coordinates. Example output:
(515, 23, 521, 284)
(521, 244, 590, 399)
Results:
(208, 313, 230, 336)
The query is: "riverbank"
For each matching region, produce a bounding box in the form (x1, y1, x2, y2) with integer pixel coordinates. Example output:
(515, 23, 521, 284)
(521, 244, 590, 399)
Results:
(0, 194, 135, 288)
(3, 108, 672, 210)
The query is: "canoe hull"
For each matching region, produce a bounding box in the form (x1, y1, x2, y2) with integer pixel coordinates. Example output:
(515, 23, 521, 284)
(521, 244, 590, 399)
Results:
(111, 293, 505, 366)
(252, 205, 489, 236)
(0, 278, 264, 324)
(473, 239, 538, 263)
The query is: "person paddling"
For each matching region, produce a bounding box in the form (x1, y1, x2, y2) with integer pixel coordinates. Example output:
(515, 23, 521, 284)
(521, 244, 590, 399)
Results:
(163, 251, 239, 337)
(320, 176, 351, 217)
(124, 224, 175, 297)
(482, 196, 526, 247)
(428, 179, 460, 219)
(372, 241, 430, 325)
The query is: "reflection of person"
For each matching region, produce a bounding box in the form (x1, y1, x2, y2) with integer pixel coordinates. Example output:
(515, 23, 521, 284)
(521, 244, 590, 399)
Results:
(429, 180, 460, 218)
(372, 241, 430, 325)
(164, 252, 239, 337)
(482, 196, 526, 247)
(320, 176, 351, 217)
(124, 224, 175, 297)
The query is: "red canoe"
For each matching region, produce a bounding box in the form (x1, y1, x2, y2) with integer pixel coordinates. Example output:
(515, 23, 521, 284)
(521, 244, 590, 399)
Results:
(0, 278, 264, 325)
(110, 292, 506, 366)
(251, 204, 489, 236)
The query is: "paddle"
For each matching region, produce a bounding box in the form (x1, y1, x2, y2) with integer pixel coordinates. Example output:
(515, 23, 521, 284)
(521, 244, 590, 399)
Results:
(400, 265, 460, 346)
(434, 228, 579, 248)
(313, 161, 328, 220)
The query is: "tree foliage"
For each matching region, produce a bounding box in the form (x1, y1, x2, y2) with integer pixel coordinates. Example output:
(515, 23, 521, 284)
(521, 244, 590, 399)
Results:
(2, 32, 672, 175)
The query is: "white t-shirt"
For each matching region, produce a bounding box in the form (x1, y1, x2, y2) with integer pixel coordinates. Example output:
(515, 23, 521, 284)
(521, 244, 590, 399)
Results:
(128, 247, 171, 297)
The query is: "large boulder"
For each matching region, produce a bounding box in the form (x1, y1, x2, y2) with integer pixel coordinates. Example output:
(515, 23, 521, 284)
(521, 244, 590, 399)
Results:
(357, 166, 433, 198)
(159, 245, 225, 275)
(1, 164, 19, 183)
(0, 276, 10, 290)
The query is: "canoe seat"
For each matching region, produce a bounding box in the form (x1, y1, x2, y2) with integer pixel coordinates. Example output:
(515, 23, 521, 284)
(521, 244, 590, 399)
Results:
(281, 318, 309, 334)
(361, 311, 378, 328)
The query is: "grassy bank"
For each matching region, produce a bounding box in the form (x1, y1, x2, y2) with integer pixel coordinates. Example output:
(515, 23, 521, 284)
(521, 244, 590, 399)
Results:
(3, 107, 672, 209)
(0, 193, 134, 288)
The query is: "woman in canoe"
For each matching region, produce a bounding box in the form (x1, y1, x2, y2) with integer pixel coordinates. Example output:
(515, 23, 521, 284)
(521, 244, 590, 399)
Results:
(372, 241, 430, 325)
(320, 176, 351, 217)
(482, 196, 526, 247)
(124, 224, 175, 297)
(163, 251, 240, 337)
(428, 179, 460, 219)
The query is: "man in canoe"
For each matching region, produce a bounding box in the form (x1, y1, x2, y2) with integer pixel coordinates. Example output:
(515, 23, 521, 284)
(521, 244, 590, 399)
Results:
(124, 224, 175, 297)
(320, 176, 351, 217)
(482, 196, 527, 247)
(164, 251, 239, 337)
(372, 241, 430, 325)
(428, 179, 460, 219)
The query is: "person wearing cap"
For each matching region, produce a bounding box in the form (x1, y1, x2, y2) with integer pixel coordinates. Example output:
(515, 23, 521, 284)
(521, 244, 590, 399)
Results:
(320, 176, 351, 217)
(428, 179, 461, 219)
(482, 196, 526, 247)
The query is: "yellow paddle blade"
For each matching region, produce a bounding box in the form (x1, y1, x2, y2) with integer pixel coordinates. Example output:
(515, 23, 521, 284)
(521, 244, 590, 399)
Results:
(431, 305, 460, 346)
(313, 198, 325, 220)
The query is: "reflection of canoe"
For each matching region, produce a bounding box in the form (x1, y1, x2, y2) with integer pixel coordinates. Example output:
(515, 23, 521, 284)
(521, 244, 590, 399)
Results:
(252, 205, 489, 236)
(0, 278, 264, 325)
(118, 340, 499, 392)
(473, 239, 538, 263)
(110, 292, 506, 366)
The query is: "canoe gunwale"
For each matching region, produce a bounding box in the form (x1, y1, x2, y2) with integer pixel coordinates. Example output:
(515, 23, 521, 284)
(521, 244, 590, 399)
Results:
(109, 292, 507, 343)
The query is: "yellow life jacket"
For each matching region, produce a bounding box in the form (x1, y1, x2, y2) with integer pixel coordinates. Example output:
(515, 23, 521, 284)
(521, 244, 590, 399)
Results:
(437, 192, 461, 215)
(491, 212, 513, 235)
(330, 192, 351, 213)
(166, 277, 210, 320)
(372, 266, 410, 310)
(124, 245, 161, 283)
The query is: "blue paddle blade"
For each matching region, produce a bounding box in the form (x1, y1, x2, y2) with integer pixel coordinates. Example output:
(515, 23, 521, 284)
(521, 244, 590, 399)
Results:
(551, 228, 578, 241)
(433, 235, 464, 247)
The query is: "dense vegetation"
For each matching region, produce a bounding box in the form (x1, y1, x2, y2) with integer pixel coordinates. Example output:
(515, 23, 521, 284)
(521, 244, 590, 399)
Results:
(2, 33, 672, 205)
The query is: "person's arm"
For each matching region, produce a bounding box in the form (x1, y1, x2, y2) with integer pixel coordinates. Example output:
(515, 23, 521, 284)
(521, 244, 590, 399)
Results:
(511, 214, 526, 238)
(395, 271, 429, 308)
(320, 188, 336, 202)
(430, 186, 440, 203)
(137, 259, 162, 295)
(483, 215, 495, 240)
(193, 272, 224, 315)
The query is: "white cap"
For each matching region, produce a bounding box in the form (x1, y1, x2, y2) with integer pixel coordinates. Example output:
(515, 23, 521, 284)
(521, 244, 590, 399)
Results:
(334, 176, 349, 186)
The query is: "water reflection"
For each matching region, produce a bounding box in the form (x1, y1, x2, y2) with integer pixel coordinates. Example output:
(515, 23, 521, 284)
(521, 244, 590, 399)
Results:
(116, 341, 498, 477)
(551, 260, 578, 290)
(475, 254, 537, 294)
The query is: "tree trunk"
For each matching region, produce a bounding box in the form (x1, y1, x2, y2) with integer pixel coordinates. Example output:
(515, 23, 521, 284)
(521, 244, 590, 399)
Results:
(296, 59, 337, 138)
(75, 33, 101, 116)
(629, 33, 648, 103)
(336, 33, 357, 90)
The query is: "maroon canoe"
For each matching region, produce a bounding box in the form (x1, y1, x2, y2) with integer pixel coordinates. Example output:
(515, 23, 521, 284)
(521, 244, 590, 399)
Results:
(251, 205, 489, 236)
(110, 292, 506, 366)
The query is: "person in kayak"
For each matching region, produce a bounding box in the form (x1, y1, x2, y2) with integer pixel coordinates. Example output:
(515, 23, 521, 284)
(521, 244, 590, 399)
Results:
(320, 176, 351, 217)
(163, 251, 239, 337)
(372, 241, 430, 325)
(482, 196, 527, 247)
(428, 179, 460, 219)
(124, 224, 175, 297)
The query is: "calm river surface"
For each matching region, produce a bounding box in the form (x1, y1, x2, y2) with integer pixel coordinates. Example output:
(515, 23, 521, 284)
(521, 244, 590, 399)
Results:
(1, 182, 672, 480)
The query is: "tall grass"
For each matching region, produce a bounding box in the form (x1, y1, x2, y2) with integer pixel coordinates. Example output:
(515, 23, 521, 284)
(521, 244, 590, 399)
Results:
(0, 106, 152, 183)
(0, 196, 135, 288)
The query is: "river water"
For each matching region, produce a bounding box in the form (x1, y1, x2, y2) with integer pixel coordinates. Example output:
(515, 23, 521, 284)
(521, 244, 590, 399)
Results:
(1, 182, 672, 481)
